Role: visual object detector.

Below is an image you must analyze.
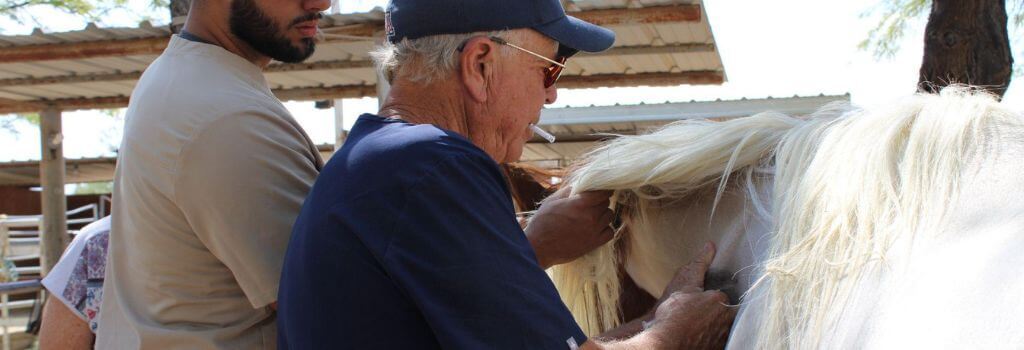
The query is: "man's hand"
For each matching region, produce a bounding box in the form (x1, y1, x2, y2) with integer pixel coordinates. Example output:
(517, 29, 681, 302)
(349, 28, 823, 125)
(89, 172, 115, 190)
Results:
(646, 242, 737, 349)
(582, 242, 738, 350)
(524, 187, 615, 269)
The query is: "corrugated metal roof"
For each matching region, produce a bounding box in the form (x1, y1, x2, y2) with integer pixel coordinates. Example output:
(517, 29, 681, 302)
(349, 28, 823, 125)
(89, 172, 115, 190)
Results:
(0, 94, 849, 185)
(520, 94, 851, 164)
(0, 0, 725, 112)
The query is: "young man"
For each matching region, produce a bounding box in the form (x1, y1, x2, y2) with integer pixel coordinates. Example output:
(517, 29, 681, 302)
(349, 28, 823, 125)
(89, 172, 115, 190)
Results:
(96, 0, 326, 347)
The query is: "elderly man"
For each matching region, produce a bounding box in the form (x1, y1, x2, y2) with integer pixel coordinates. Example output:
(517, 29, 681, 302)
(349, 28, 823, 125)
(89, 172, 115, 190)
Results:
(277, 0, 736, 349)
(96, 0, 327, 348)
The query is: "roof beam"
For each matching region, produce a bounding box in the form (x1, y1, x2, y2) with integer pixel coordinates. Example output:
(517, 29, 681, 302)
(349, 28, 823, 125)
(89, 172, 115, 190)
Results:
(0, 5, 701, 64)
(0, 95, 129, 114)
(0, 23, 378, 64)
(0, 83, 376, 113)
(0, 36, 168, 64)
(0, 171, 38, 184)
(583, 43, 715, 57)
(0, 59, 375, 88)
(264, 58, 374, 73)
(0, 43, 713, 88)
(0, 71, 142, 87)
(558, 71, 724, 89)
(0, 71, 724, 113)
(273, 84, 376, 101)
(571, 5, 701, 26)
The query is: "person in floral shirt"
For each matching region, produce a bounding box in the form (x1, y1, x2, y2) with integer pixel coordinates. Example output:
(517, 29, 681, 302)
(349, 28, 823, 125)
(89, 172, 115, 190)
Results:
(38, 216, 109, 349)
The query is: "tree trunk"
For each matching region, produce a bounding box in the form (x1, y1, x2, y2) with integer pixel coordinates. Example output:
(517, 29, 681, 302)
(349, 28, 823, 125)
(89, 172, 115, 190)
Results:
(169, 0, 191, 33)
(918, 0, 1013, 98)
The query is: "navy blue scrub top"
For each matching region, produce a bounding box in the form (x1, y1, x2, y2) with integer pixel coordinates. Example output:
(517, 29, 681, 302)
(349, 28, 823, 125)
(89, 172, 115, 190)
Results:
(278, 114, 586, 349)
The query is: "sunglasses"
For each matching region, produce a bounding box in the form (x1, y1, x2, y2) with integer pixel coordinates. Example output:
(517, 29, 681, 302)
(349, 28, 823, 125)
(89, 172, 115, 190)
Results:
(458, 36, 568, 88)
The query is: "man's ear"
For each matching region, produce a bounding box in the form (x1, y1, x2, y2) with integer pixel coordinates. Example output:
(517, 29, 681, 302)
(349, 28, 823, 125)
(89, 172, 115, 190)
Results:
(459, 37, 499, 103)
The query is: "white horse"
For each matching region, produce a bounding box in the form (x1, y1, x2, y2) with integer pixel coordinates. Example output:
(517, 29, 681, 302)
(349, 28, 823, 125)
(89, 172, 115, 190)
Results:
(551, 87, 1024, 348)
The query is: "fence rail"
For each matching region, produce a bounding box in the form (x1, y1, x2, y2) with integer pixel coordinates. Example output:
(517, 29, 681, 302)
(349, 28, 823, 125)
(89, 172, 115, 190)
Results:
(0, 203, 101, 350)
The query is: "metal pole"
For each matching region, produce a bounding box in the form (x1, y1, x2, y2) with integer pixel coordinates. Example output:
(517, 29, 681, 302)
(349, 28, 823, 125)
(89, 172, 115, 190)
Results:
(0, 216, 7, 258)
(39, 108, 68, 277)
(2, 292, 8, 350)
(0, 215, 5, 350)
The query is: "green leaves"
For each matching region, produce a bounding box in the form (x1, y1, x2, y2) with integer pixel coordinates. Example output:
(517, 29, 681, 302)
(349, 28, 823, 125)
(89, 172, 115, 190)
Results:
(861, 0, 1021, 76)
(1, 0, 138, 26)
(859, 0, 930, 59)
(2, 0, 93, 19)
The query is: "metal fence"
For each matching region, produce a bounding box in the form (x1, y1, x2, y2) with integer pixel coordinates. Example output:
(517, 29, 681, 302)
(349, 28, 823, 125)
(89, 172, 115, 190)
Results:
(0, 204, 102, 350)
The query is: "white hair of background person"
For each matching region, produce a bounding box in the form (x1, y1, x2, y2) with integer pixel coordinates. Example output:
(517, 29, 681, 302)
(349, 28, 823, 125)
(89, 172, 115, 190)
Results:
(370, 30, 528, 84)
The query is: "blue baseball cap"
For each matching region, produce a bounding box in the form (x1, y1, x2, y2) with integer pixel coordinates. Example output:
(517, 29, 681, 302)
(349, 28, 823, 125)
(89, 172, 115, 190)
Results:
(384, 0, 616, 56)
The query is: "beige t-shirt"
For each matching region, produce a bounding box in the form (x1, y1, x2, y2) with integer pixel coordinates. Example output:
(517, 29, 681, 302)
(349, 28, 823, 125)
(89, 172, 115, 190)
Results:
(96, 36, 323, 349)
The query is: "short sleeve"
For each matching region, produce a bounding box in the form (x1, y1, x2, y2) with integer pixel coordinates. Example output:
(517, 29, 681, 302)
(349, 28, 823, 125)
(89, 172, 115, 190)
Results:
(383, 154, 586, 349)
(174, 111, 320, 308)
(41, 217, 111, 325)
(41, 231, 90, 320)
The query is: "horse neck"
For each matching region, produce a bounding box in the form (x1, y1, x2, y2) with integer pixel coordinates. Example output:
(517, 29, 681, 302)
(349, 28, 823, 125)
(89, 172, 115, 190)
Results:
(623, 173, 776, 303)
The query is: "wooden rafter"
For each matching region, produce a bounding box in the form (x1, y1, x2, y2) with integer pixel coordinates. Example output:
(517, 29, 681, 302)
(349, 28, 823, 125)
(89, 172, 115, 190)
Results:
(0, 5, 699, 64)
(557, 71, 724, 89)
(0, 59, 376, 87)
(0, 71, 724, 114)
(584, 43, 715, 57)
(0, 44, 713, 88)
(0, 23, 378, 64)
(572, 5, 700, 26)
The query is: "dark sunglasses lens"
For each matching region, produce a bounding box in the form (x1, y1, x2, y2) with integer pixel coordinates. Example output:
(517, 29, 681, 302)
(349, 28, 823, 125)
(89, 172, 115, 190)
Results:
(544, 57, 568, 88)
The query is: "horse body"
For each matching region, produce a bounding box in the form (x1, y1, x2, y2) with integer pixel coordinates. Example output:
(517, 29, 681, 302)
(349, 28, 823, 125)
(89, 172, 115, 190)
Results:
(553, 87, 1024, 348)
(621, 179, 773, 304)
(729, 122, 1024, 348)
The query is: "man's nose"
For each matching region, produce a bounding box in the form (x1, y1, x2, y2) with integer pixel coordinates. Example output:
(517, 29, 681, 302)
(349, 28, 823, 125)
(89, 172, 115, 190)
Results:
(304, 0, 329, 13)
(544, 84, 558, 104)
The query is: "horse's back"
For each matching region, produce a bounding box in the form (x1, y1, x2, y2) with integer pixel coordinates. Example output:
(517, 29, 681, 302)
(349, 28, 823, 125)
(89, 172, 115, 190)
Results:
(729, 125, 1024, 349)
(855, 125, 1024, 347)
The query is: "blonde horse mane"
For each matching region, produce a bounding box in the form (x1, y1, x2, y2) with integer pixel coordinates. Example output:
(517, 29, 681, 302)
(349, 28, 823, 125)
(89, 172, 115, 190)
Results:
(550, 87, 1019, 345)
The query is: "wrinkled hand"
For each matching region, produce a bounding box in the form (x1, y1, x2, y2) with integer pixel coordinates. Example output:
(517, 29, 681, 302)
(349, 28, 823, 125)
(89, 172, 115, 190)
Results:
(524, 187, 615, 269)
(648, 242, 737, 349)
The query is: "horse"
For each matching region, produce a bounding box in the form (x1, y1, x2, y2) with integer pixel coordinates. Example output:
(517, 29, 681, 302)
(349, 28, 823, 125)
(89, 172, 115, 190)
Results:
(501, 163, 563, 215)
(549, 87, 1024, 348)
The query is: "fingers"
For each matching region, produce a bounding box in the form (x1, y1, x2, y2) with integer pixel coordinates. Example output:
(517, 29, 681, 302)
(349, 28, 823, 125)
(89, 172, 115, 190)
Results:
(597, 207, 614, 226)
(574, 190, 613, 207)
(703, 290, 729, 305)
(678, 242, 717, 291)
(597, 226, 615, 244)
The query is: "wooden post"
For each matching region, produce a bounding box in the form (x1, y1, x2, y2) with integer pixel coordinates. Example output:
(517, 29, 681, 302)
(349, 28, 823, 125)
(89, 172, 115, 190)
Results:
(39, 108, 68, 277)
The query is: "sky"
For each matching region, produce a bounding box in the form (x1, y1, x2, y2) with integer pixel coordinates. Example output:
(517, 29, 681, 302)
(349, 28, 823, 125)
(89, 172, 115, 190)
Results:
(1, 0, 1022, 164)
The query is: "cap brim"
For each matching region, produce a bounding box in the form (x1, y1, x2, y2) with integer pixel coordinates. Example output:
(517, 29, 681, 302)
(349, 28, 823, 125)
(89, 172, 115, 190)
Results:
(533, 15, 615, 55)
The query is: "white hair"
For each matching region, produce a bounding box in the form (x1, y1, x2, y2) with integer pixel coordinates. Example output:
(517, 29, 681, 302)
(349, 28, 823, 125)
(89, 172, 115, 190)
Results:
(549, 86, 1019, 345)
(370, 30, 521, 84)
